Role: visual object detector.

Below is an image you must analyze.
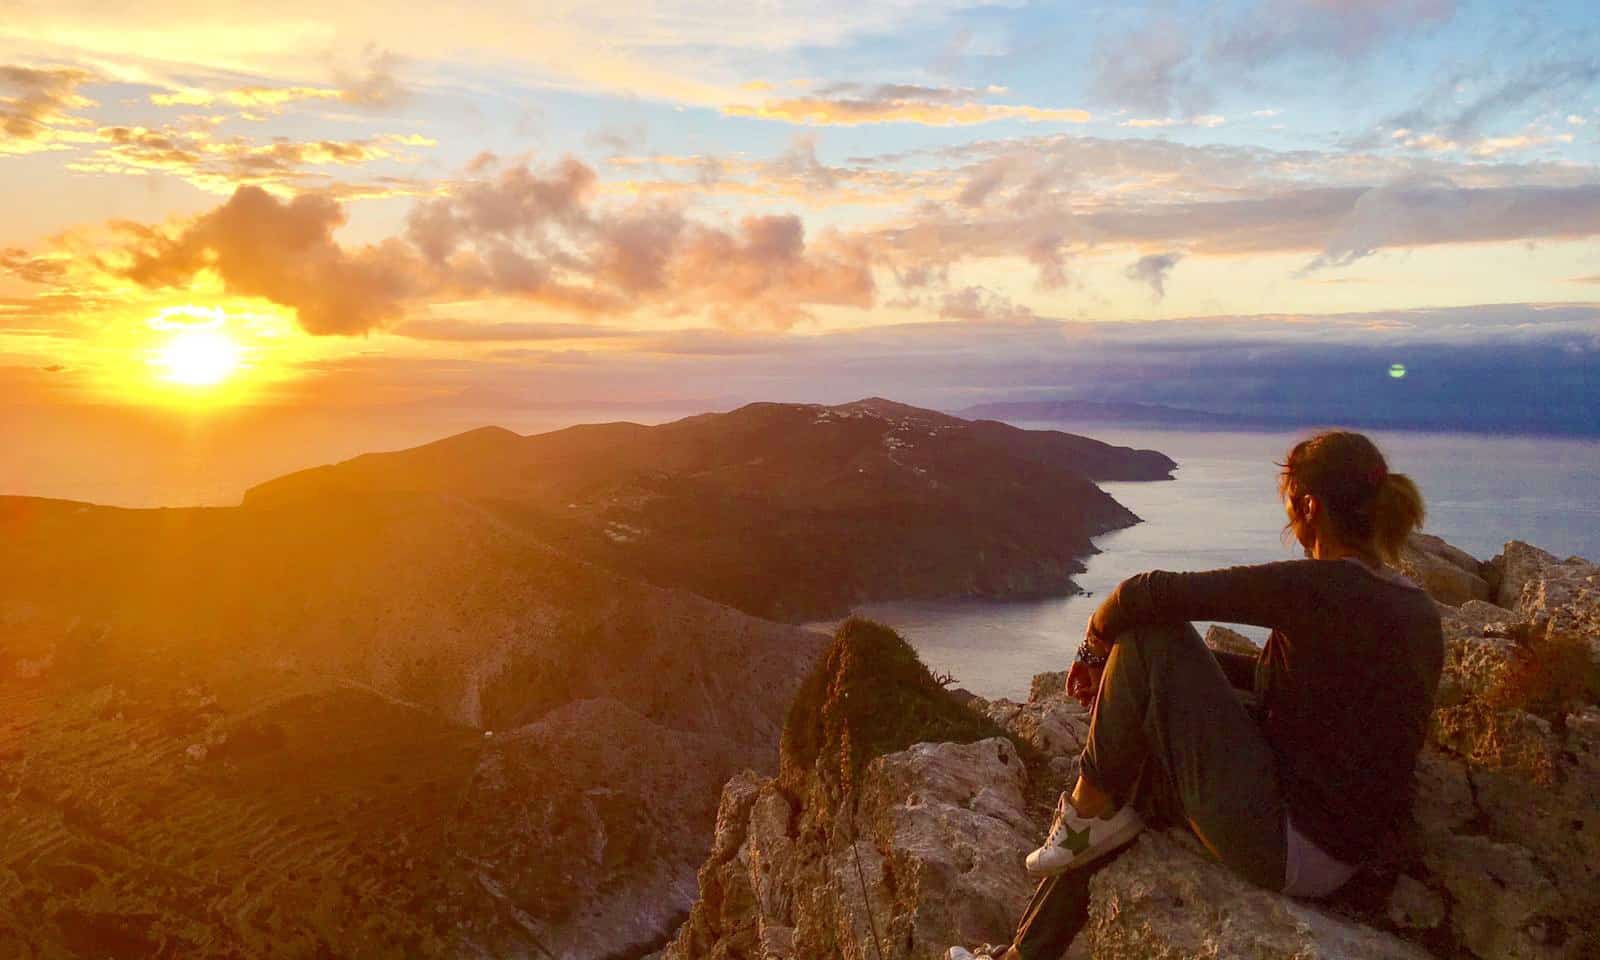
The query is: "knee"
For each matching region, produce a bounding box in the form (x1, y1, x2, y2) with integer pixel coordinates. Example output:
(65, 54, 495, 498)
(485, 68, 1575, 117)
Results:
(1113, 621, 1201, 652)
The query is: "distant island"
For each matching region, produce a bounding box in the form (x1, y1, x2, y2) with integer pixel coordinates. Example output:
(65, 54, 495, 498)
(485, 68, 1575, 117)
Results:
(246, 398, 1176, 622)
(959, 398, 1600, 437)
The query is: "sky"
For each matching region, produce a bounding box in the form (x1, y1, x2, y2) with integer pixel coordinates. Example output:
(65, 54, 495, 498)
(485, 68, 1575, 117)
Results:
(3, 0, 1600, 504)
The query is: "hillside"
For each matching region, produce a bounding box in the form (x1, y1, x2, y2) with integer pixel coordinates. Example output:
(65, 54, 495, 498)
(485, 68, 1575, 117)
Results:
(0, 399, 1174, 958)
(0, 493, 824, 958)
(244, 399, 1175, 621)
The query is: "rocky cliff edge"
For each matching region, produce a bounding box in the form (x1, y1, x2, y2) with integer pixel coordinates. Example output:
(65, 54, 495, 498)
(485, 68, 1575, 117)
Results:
(660, 536, 1600, 960)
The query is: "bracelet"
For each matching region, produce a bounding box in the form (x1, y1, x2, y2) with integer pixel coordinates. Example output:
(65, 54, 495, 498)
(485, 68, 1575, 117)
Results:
(1075, 641, 1108, 668)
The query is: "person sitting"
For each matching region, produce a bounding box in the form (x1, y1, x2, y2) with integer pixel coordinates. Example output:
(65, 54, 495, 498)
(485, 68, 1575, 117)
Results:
(950, 430, 1443, 960)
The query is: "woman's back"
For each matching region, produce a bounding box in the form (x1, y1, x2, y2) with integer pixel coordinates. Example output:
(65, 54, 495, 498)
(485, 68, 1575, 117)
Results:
(1254, 557, 1444, 865)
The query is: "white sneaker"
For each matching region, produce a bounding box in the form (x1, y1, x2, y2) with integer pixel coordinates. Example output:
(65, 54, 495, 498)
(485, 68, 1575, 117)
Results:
(946, 945, 1008, 960)
(1024, 791, 1144, 875)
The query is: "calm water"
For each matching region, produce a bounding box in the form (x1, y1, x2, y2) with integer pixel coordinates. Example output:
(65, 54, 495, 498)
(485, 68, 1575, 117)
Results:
(855, 422, 1600, 701)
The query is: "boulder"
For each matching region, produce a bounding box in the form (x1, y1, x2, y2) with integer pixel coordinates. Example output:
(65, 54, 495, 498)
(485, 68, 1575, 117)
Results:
(1202, 624, 1261, 656)
(1086, 831, 1433, 960)
(1029, 671, 1068, 703)
(1493, 541, 1565, 609)
(1400, 533, 1492, 607)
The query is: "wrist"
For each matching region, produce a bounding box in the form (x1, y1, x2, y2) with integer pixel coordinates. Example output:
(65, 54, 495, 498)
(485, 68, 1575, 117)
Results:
(1074, 641, 1108, 668)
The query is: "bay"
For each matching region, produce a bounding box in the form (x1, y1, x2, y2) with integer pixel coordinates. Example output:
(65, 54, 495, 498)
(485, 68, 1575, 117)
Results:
(854, 422, 1600, 701)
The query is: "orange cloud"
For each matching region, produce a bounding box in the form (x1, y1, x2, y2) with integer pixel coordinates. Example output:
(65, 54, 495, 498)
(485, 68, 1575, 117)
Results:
(726, 83, 1090, 127)
(149, 50, 410, 112)
(62, 124, 436, 196)
(90, 156, 875, 335)
(0, 65, 96, 153)
(116, 187, 424, 334)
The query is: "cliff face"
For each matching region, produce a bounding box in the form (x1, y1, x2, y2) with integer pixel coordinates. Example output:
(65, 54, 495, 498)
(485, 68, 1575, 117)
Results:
(243, 399, 1175, 622)
(660, 619, 1058, 960)
(664, 536, 1600, 960)
(0, 494, 825, 958)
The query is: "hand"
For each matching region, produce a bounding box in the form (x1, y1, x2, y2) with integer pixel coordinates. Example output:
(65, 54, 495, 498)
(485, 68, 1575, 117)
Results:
(1066, 659, 1103, 709)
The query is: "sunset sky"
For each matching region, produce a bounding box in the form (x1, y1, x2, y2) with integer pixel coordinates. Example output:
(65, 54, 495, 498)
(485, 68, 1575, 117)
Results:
(4, 0, 1599, 504)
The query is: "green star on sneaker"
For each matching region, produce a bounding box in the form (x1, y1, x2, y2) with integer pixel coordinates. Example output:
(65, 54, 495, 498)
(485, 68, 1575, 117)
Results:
(1025, 791, 1145, 875)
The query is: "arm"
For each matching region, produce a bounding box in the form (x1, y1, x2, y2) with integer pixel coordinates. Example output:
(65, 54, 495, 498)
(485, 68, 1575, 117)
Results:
(1087, 560, 1314, 650)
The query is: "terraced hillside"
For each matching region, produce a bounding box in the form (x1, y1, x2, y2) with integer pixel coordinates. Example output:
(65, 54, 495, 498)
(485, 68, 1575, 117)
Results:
(0, 494, 823, 958)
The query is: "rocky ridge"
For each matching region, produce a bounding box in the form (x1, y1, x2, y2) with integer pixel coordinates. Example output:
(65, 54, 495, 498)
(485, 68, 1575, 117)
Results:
(662, 535, 1600, 959)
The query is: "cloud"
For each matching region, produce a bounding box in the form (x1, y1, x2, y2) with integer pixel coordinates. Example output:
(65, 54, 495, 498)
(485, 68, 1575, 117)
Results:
(391, 317, 628, 341)
(0, 1, 1002, 118)
(116, 186, 424, 334)
(768, 134, 838, 192)
(0, 65, 95, 151)
(268, 303, 1600, 437)
(1120, 114, 1226, 129)
(95, 155, 874, 334)
(865, 132, 1600, 282)
(1091, 0, 1456, 115)
(60, 123, 436, 195)
(333, 48, 410, 109)
(1307, 178, 1600, 270)
(1125, 251, 1182, 298)
(725, 82, 1090, 127)
(1377, 57, 1600, 151)
(938, 285, 1035, 323)
(1441, 59, 1599, 141)
(150, 49, 410, 113)
(150, 86, 344, 109)
(666, 214, 874, 328)
(1091, 19, 1199, 115)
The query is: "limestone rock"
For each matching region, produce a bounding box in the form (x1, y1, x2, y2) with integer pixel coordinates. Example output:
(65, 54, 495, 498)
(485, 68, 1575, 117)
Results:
(1202, 624, 1261, 656)
(988, 689, 1091, 757)
(1085, 831, 1434, 960)
(1400, 533, 1492, 607)
(1029, 670, 1068, 703)
(665, 620, 1040, 960)
(859, 738, 1041, 954)
(665, 737, 1041, 960)
(1386, 874, 1446, 931)
(1494, 541, 1564, 609)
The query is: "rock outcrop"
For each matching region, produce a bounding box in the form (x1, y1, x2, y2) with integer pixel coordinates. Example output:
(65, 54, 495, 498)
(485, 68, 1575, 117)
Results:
(667, 538, 1600, 960)
(660, 619, 1056, 959)
(1400, 532, 1497, 607)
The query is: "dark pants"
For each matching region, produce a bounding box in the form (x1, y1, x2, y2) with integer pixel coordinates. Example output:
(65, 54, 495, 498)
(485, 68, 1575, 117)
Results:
(1004, 622, 1287, 960)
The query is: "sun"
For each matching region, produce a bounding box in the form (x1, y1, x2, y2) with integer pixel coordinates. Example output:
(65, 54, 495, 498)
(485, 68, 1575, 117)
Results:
(155, 327, 243, 387)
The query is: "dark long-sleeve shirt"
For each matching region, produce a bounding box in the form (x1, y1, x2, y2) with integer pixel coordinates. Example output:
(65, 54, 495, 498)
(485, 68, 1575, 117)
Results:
(1088, 558, 1444, 866)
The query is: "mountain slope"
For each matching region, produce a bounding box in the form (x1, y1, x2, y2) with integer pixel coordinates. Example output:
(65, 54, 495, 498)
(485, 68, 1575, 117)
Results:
(0, 493, 824, 958)
(244, 399, 1175, 621)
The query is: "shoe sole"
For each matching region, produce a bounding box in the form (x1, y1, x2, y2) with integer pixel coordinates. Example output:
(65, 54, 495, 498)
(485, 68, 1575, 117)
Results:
(1024, 818, 1144, 876)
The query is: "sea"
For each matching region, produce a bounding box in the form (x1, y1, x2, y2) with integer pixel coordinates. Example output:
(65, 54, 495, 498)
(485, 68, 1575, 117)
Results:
(849, 422, 1600, 702)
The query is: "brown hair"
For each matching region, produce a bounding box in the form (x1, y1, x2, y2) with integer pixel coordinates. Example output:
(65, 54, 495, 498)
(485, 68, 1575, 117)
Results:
(1277, 430, 1425, 565)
